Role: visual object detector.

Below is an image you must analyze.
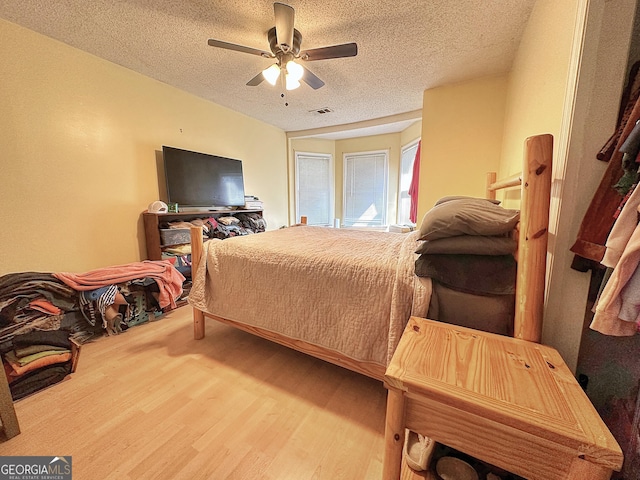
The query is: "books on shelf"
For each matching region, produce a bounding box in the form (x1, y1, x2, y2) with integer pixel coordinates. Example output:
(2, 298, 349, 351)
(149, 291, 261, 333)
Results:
(244, 195, 263, 210)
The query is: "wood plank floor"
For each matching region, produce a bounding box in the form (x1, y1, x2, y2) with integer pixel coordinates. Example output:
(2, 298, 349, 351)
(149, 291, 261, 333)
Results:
(0, 306, 397, 479)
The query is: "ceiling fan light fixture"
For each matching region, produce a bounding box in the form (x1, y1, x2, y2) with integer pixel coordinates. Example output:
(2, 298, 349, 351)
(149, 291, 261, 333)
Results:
(285, 75, 301, 90)
(208, 3, 358, 93)
(262, 64, 281, 85)
(285, 60, 304, 82)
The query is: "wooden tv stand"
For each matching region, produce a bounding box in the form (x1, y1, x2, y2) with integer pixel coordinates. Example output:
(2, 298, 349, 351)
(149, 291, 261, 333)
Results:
(142, 209, 263, 261)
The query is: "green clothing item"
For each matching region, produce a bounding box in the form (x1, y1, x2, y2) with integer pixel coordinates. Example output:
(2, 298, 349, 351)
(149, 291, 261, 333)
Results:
(14, 344, 68, 358)
(6, 349, 71, 367)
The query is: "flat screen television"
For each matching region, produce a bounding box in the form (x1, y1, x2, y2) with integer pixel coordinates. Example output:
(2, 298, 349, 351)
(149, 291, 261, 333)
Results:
(162, 146, 246, 209)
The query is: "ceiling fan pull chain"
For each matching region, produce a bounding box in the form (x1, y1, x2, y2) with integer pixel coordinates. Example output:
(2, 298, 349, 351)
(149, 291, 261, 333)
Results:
(279, 71, 289, 106)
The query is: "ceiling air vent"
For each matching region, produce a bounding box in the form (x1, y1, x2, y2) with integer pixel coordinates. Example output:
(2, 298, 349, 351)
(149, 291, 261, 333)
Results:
(309, 107, 333, 115)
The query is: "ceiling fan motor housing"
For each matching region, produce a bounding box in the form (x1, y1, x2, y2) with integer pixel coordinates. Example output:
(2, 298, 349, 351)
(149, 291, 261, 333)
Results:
(268, 26, 302, 56)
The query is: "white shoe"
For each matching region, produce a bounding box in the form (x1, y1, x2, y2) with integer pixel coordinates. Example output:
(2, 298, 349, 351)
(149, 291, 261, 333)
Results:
(403, 429, 435, 471)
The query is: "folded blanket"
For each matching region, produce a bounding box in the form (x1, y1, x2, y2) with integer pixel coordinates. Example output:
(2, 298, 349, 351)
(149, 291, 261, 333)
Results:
(415, 253, 516, 296)
(5, 351, 72, 376)
(13, 330, 71, 350)
(15, 344, 69, 358)
(8, 363, 72, 400)
(54, 260, 184, 309)
(11, 349, 71, 366)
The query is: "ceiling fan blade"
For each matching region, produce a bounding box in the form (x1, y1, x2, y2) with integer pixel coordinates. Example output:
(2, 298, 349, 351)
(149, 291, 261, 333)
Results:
(208, 38, 272, 57)
(301, 66, 325, 90)
(300, 43, 358, 61)
(274, 2, 295, 51)
(246, 72, 265, 86)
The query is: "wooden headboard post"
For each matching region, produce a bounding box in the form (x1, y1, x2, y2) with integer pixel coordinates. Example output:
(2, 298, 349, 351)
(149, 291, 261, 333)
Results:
(486, 134, 553, 343)
(515, 134, 553, 343)
(486, 172, 497, 200)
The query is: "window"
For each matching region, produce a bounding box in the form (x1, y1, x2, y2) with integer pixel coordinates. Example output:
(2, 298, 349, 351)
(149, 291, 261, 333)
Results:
(343, 150, 388, 227)
(295, 152, 333, 226)
(397, 140, 419, 225)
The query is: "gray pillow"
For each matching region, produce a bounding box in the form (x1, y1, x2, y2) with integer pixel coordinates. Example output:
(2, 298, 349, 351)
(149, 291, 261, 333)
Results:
(415, 235, 517, 255)
(418, 198, 519, 241)
(434, 196, 501, 206)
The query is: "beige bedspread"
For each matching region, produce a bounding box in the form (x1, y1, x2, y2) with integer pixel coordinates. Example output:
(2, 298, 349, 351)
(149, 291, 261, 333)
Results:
(189, 226, 430, 367)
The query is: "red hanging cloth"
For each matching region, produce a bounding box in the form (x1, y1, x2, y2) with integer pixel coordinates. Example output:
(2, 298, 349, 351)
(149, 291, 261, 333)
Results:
(408, 141, 421, 223)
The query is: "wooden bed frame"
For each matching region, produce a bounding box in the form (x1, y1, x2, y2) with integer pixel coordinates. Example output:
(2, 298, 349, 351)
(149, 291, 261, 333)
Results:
(189, 134, 553, 380)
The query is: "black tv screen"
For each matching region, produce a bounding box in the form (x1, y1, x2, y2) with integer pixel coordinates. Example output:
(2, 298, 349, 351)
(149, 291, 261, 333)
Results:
(162, 146, 246, 208)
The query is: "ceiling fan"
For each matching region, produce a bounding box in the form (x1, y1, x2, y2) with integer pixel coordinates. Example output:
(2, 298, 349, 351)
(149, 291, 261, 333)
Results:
(207, 2, 357, 91)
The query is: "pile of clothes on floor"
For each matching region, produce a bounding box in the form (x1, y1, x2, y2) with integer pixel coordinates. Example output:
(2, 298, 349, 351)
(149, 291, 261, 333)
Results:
(3, 330, 75, 400)
(0, 260, 185, 400)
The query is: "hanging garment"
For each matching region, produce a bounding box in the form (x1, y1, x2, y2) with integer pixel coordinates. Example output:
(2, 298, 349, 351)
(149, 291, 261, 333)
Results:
(571, 93, 640, 263)
(598, 61, 640, 162)
(591, 222, 640, 336)
(602, 183, 640, 268)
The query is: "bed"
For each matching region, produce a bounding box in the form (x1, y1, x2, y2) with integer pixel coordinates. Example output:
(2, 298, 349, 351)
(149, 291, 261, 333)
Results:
(188, 134, 553, 380)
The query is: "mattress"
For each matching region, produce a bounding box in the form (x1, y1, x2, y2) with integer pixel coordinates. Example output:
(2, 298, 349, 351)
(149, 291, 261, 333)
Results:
(189, 226, 430, 367)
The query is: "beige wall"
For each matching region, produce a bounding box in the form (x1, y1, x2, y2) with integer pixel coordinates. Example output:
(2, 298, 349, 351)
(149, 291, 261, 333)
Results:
(418, 75, 508, 217)
(498, 1, 579, 180)
(0, 18, 288, 275)
(400, 121, 422, 148)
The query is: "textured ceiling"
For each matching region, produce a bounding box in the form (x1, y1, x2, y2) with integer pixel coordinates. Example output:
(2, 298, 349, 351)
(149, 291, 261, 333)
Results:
(0, 0, 536, 134)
